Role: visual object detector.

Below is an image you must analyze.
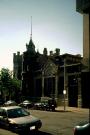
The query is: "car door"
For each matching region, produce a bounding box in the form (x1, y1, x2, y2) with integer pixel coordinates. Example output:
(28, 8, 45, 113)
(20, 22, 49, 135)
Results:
(0, 109, 8, 127)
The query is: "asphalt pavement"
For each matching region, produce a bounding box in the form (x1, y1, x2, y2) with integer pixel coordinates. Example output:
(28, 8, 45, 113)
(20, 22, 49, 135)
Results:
(0, 106, 89, 135)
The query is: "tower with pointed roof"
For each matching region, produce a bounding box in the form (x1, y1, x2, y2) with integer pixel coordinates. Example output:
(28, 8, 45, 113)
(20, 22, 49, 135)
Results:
(26, 16, 35, 54)
(21, 17, 37, 97)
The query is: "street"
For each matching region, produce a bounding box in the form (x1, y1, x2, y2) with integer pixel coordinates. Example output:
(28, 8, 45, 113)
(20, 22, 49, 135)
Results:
(0, 107, 89, 135)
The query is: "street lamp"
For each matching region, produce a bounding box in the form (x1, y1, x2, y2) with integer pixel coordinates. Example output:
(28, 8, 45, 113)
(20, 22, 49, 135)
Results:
(63, 90, 66, 111)
(63, 58, 67, 111)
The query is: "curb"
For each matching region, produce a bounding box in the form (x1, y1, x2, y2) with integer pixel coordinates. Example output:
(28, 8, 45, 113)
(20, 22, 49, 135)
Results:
(55, 106, 89, 113)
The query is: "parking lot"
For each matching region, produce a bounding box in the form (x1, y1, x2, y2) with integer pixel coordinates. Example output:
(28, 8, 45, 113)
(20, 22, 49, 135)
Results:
(0, 106, 89, 135)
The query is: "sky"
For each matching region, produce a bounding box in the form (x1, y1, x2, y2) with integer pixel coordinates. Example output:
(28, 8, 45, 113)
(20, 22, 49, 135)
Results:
(0, 0, 83, 70)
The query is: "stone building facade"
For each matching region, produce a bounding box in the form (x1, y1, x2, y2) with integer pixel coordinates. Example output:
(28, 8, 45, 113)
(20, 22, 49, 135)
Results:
(13, 51, 22, 80)
(13, 1, 90, 107)
(13, 36, 83, 107)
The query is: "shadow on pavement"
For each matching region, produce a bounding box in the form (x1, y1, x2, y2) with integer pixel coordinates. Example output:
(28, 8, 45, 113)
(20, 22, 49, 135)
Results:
(55, 110, 71, 113)
(0, 127, 52, 135)
(19, 131, 52, 135)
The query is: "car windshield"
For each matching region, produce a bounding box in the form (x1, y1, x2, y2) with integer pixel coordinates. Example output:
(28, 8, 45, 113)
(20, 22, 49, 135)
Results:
(7, 108, 30, 118)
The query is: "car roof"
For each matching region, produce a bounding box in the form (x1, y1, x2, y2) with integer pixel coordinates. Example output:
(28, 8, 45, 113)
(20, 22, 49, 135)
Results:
(23, 100, 30, 102)
(0, 106, 21, 111)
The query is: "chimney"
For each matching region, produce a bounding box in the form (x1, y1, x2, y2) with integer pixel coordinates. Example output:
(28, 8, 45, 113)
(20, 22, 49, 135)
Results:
(50, 51, 53, 56)
(43, 48, 48, 55)
(55, 48, 60, 56)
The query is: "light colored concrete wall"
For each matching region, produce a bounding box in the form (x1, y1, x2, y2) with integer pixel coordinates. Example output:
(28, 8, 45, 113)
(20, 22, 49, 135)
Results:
(83, 13, 90, 71)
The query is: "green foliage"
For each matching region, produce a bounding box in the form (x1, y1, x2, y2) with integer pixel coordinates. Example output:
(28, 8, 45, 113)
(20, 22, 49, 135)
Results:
(0, 68, 21, 101)
(0, 68, 11, 88)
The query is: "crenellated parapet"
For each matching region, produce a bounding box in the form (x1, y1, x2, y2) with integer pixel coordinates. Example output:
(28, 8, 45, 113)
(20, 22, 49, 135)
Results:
(13, 51, 22, 80)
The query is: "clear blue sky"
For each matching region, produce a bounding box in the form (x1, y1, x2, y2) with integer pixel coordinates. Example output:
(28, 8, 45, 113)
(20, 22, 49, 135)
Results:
(0, 0, 83, 70)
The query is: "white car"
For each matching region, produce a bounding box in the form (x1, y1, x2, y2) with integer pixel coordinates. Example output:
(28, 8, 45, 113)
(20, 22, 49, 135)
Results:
(19, 100, 33, 109)
(0, 106, 42, 133)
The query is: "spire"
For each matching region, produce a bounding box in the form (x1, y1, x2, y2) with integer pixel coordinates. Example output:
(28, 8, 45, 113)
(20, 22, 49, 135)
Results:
(30, 16, 32, 40)
(26, 16, 35, 53)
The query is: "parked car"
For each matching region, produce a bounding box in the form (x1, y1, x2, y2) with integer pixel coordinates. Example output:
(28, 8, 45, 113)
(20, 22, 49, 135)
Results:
(34, 101, 49, 110)
(19, 100, 34, 109)
(34, 99, 57, 111)
(74, 122, 90, 135)
(48, 99, 57, 111)
(0, 106, 42, 134)
(34, 102, 42, 110)
(3, 100, 17, 106)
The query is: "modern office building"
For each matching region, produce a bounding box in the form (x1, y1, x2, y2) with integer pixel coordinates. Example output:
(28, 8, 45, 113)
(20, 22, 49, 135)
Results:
(76, 0, 90, 107)
(76, 0, 90, 71)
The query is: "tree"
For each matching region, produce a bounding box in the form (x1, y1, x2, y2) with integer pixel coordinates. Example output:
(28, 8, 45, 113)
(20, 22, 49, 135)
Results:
(10, 77, 21, 102)
(0, 68, 21, 102)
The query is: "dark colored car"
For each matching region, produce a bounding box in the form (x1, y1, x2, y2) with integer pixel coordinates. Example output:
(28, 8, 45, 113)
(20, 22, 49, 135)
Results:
(34, 99, 57, 111)
(74, 122, 90, 135)
(48, 99, 57, 111)
(19, 100, 34, 109)
(34, 101, 49, 111)
(0, 106, 42, 133)
(34, 102, 42, 110)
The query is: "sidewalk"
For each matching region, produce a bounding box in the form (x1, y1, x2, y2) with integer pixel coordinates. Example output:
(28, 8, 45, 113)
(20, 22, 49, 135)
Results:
(56, 106, 89, 113)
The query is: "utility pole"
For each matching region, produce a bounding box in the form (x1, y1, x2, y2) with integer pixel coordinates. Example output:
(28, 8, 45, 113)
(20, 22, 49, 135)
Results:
(42, 70, 44, 97)
(63, 58, 66, 111)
